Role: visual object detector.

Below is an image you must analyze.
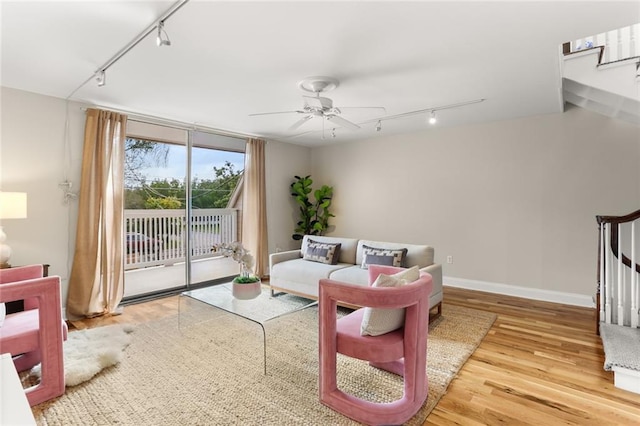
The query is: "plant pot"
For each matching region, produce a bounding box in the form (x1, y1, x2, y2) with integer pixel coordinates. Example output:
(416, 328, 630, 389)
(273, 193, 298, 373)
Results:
(232, 280, 261, 300)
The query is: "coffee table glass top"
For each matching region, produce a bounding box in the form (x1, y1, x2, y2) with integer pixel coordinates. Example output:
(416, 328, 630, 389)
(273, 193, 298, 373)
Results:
(182, 283, 317, 324)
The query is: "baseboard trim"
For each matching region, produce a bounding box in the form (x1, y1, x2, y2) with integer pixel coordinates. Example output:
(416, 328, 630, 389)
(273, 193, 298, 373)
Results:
(444, 276, 594, 308)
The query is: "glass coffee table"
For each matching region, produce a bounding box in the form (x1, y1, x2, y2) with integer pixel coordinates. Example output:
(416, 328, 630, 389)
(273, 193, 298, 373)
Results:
(180, 283, 317, 374)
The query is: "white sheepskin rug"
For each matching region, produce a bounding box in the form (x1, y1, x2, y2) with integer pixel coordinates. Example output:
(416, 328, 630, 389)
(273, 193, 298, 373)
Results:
(32, 323, 134, 387)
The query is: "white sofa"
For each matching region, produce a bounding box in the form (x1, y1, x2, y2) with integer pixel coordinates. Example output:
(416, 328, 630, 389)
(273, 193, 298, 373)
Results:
(269, 235, 443, 320)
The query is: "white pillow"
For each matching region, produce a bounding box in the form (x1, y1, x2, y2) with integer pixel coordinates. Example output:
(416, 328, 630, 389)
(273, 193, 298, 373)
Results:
(360, 274, 407, 336)
(360, 266, 421, 336)
(0, 303, 5, 327)
(391, 265, 420, 282)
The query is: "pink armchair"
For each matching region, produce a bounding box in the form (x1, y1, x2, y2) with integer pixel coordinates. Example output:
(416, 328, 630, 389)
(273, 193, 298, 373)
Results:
(319, 265, 433, 425)
(0, 265, 67, 406)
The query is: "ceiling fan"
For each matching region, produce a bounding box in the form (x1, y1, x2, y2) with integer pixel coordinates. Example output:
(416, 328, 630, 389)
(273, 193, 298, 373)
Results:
(249, 76, 385, 132)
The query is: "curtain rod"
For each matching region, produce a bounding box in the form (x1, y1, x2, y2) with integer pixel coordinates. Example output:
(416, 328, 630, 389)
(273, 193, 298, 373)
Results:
(79, 104, 263, 141)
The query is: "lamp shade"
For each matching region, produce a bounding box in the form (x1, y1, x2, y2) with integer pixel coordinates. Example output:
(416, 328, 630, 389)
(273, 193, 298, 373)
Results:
(0, 192, 28, 219)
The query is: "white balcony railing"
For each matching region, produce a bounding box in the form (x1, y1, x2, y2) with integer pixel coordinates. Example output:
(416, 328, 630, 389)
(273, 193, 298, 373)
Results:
(124, 208, 238, 270)
(565, 23, 640, 64)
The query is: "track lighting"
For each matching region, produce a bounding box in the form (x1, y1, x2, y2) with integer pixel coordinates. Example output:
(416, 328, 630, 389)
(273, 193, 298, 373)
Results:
(156, 21, 171, 46)
(331, 128, 336, 138)
(375, 120, 382, 132)
(428, 110, 437, 125)
(96, 70, 106, 87)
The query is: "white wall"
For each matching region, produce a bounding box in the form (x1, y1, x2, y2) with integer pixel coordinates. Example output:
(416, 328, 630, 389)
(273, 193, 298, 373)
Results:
(265, 139, 311, 254)
(1, 87, 84, 304)
(310, 107, 640, 301)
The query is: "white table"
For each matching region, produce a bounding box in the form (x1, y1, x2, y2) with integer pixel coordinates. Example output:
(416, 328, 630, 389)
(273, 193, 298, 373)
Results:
(1, 353, 36, 425)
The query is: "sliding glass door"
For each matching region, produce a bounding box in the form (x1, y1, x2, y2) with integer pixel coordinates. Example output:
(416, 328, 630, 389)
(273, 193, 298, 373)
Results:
(187, 131, 246, 286)
(122, 123, 246, 300)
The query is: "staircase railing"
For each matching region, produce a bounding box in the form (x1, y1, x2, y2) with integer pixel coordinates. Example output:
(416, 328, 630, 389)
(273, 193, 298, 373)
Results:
(563, 23, 640, 65)
(596, 209, 640, 332)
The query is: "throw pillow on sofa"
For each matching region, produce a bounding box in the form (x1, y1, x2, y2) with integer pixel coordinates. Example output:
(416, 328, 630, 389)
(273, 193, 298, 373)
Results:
(303, 240, 342, 265)
(360, 266, 420, 336)
(361, 245, 408, 269)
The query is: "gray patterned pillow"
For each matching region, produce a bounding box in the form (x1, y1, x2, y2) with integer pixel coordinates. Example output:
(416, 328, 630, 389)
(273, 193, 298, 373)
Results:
(361, 245, 408, 269)
(303, 240, 342, 265)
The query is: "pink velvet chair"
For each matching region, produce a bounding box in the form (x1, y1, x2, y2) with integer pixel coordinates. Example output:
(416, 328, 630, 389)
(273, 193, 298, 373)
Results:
(0, 264, 67, 406)
(319, 265, 433, 425)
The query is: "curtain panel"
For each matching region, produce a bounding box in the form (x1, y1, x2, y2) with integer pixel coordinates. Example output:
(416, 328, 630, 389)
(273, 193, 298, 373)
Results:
(241, 138, 268, 278)
(66, 109, 127, 320)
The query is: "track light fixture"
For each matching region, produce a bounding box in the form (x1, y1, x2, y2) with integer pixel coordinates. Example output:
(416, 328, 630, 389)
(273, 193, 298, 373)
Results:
(96, 70, 106, 87)
(375, 120, 382, 132)
(331, 128, 336, 138)
(156, 21, 171, 46)
(429, 110, 437, 125)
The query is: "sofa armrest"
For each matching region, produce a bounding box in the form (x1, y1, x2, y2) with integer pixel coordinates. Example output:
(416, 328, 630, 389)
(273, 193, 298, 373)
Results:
(269, 249, 302, 271)
(420, 263, 442, 294)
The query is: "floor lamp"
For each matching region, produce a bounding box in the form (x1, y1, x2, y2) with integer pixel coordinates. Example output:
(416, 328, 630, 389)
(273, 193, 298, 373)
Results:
(0, 192, 28, 269)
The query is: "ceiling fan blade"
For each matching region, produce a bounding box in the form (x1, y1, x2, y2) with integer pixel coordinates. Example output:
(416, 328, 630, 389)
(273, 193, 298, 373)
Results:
(249, 110, 303, 117)
(289, 115, 313, 130)
(326, 115, 360, 130)
(338, 106, 387, 112)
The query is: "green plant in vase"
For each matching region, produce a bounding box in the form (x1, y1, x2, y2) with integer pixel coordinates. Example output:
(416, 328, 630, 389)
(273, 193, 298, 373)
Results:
(290, 175, 334, 241)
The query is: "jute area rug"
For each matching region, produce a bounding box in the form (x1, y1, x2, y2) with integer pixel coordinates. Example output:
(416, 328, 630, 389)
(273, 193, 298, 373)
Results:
(31, 298, 496, 425)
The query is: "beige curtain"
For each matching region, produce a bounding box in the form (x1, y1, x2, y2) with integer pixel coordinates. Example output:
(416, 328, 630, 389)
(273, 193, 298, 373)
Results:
(66, 109, 127, 320)
(241, 138, 268, 278)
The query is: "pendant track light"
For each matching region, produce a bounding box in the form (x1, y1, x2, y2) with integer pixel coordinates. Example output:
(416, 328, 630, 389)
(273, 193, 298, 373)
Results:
(96, 70, 106, 87)
(156, 21, 171, 47)
(375, 120, 382, 132)
(429, 110, 437, 125)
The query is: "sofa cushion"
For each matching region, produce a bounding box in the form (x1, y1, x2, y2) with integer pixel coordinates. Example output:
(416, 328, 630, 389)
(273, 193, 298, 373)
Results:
(356, 240, 434, 268)
(303, 240, 341, 265)
(360, 245, 407, 269)
(302, 235, 358, 264)
(270, 258, 351, 298)
(328, 265, 369, 285)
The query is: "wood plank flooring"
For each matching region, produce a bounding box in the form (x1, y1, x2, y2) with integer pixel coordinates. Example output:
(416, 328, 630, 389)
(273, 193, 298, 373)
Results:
(69, 286, 640, 425)
(426, 287, 640, 425)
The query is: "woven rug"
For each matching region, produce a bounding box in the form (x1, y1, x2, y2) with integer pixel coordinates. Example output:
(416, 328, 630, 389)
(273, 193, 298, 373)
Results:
(30, 299, 496, 425)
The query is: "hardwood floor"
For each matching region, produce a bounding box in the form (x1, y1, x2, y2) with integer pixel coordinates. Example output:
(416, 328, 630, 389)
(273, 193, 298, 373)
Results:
(69, 286, 640, 425)
(426, 287, 640, 425)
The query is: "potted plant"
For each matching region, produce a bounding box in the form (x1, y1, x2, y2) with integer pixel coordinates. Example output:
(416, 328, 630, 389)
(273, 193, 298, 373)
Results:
(290, 175, 334, 240)
(212, 242, 261, 299)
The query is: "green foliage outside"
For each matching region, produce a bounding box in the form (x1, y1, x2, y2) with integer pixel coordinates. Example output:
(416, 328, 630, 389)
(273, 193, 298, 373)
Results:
(124, 137, 243, 210)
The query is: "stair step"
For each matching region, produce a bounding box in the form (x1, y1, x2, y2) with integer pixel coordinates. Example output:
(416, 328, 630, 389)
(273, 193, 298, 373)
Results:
(599, 323, 640, 394)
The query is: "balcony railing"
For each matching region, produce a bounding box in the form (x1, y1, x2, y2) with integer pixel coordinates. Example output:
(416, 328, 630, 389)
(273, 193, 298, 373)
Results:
(124, 208, 238, 270)
(563, 23, 640, 64)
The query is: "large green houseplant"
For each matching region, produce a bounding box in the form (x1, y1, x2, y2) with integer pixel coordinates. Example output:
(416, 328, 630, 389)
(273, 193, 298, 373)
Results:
(290, 175, 334, 241)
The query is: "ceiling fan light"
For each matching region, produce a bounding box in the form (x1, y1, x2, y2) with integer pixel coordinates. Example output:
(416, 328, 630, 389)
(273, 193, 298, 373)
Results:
(429, 110, 437, 125)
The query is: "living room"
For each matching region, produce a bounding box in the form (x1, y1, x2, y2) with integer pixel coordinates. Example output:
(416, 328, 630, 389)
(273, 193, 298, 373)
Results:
(1, 1, 639, 424)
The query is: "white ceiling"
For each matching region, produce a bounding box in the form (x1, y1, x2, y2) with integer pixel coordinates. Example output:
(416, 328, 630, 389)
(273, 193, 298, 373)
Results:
(2, 1, 638, 147)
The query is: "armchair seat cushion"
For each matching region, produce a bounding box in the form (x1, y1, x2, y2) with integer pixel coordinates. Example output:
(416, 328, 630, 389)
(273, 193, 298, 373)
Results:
(0, 310, 39, 354)
(337, 309, 404, 362)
